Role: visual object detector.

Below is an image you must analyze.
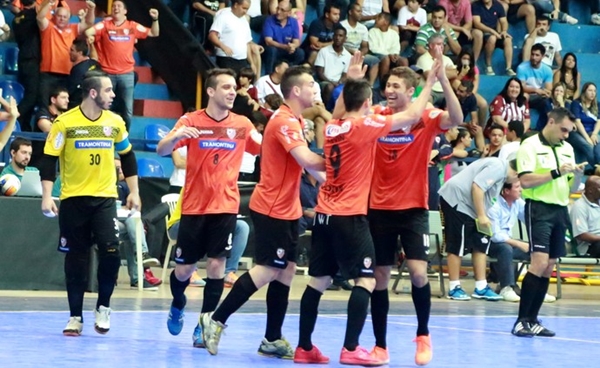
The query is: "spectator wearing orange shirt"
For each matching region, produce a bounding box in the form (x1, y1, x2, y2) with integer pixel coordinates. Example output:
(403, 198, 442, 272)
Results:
(11, 0, 69, 17)
(85, 0, 160, 130)
(36, 0, 94, 112)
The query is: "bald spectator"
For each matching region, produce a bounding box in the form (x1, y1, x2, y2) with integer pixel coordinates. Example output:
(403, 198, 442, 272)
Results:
(36, 0, 94, 113)
(85, 0, 159, 130)
(571, 176, 600, 258)
(262, 0, 305, 74)
(416, 33, 458, 106)
(209, 0, 257, 74)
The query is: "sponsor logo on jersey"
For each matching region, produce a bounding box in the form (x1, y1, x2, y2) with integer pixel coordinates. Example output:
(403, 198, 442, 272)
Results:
(198, 130, 214, 135)
(75, 140, 113, 149)
(108, 35, 131, 42)
(199, 140, 236, 150)
(363, 117, 386, 128)
(75, 130, 90, 135)
(325, 121, 351, 137)
(378, 134, 414, 144)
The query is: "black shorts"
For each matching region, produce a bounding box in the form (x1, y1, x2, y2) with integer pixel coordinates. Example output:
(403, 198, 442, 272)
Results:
(483, 33, 506, 49)
(309, 213, 375, 280)
(251, 210, 299, 269)
(175, 214, 237, 264)
(368, 208, 430, 266)
(440, 198, 491, 256)
(525, 199, 568, 259)
(58, 196, 119, 253)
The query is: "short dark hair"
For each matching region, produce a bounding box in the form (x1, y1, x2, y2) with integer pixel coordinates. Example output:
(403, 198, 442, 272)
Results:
(324, 2, 341, 15)
(489, 123, 504, 134)
(280, 66, 312, 98)
(231, 0, 248, 6)
(81, 70, 110, 97)
(548, 106, 576, 124)
(50, 86, 68, 102)
(273, 60, 289, 71)
(238, 67, 256, 84)
(21, 0, 35, 7)
(531, 43, 546, 55)
(264, 93, 283, 109)
(343, 79, 372, 112)
(72, 39, 89, 56)
(460, 80, 474, 93)
(507, 120, 525, 138)
(10, 137, 32, 152)
(377, 12, 392, 24)
(536, 15, 550, 23)
(206, 68, 236, 90)
(333, 24, 347, 36)
(431, 5, 446, 16)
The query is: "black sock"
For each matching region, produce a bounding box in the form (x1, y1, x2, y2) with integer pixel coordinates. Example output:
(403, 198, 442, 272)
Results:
(96, 247, 121, 310)
(529, 276, 550, 321)
(412, 283, 431, 336)
(64, 252, 89, 317)
(344, 286, 371, 351)
(298, 285, 322, 351)
(371, 289, 389, 348)
(518, 272, 541, 320)
(265, 281, 290, 342)
(212, 272, 258, 324)
(201, 278, 225, 314)
(170, 271, 190, 310)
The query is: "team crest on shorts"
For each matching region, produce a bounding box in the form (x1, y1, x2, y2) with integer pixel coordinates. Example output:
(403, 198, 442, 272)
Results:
(276, 248, 285, 259)
(60, 237, 67, 247)
(175, 247, 182, 258)
(103, 126, 113, 137)
(481, 237, 489, 244)
(363, 257, 372, 269)
(227, 128, 237, 139)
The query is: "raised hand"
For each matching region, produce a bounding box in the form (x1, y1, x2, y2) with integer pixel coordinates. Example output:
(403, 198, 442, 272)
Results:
(346, 50, 367, 80)
(149, 8, 159, 20)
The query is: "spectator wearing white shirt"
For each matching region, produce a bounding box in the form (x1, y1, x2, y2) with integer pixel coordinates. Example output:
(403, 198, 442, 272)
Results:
(522, 15, 562, 68)
(255, 60, 288, 104)
(416, 33, 458, 107)
(169, 146, 187, 194)
(368, 12, 406, 80)
(498, 120, 524, 161)
(397, 0, 427, 51)
(358, 0, 389, 28)
(209, 0, 257, 74)
(570, 176, 600, 258)
(340, 2, 380, 86)
(315, 25, 351, 106)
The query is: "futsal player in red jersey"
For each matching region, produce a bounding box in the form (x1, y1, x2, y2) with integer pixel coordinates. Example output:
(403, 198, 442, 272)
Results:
(367, 49, 463, 366)
(200, 66, 326, 358)
(156, 68, 262, 345)
(293, 54, 441, 366)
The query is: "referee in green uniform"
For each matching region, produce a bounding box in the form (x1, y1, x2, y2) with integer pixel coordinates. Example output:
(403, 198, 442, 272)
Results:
(512, 107, 584, 337)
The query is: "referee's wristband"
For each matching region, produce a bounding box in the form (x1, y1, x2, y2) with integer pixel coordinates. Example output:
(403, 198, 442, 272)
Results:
(551, 169, 561, 179)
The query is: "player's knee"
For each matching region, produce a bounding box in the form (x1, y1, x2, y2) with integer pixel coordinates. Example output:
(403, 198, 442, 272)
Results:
(410, 272, 428, 288)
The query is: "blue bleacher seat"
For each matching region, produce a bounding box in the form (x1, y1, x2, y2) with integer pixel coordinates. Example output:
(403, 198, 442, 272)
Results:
(4, 47, 18, 75)
(0, 120, 20, 133)
(144, 123, 170, 151)
(137, 157, 165, 178)
(0, 80, 24, 105)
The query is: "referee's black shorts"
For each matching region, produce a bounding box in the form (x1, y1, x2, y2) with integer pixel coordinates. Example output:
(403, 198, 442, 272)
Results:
(525, 199, 569, 259)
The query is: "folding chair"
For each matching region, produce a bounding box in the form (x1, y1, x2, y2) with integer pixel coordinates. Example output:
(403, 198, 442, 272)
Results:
(160, 193, 180, 283)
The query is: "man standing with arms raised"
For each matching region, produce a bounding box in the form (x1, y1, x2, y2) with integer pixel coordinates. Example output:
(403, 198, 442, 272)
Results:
(367, 50, 462, 365)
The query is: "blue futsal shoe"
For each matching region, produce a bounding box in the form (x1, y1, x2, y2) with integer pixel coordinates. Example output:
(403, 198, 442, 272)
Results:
(167, 296, 186, 335)
(193, 323, 205, 348)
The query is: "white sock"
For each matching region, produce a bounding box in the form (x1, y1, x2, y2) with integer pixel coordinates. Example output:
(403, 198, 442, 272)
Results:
(475, 280, 488, 291)
(449, 280, 461, 290)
